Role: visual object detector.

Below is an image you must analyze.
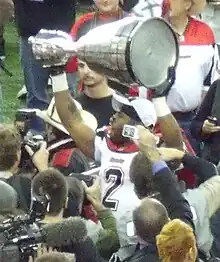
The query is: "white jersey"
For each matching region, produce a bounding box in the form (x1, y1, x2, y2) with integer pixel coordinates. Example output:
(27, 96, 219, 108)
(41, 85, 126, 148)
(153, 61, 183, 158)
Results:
(94, 134, 140, 220)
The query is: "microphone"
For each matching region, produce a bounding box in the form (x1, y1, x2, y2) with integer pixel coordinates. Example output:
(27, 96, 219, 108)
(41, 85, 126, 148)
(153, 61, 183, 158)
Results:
(35, 252, 76, 262)
(0, 180, 17, 213)
(6, 217, 87, 247)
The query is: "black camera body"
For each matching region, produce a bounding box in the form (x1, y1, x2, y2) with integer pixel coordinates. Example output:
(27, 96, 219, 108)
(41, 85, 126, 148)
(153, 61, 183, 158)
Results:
(19, 135, 44, 172)
(0, 193, 50, 262)
(15, 109, 45, 172)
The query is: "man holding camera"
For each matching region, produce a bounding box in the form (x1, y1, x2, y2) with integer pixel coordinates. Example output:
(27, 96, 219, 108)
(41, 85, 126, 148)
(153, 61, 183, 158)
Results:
(0, 124, 49, 211)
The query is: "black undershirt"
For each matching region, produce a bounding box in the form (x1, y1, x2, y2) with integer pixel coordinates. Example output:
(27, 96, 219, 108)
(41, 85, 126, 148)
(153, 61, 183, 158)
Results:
(76, 94, 115, 129)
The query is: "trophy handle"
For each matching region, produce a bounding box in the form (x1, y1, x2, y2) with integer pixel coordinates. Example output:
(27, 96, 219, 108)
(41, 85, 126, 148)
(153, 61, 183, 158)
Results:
(151, 66, 176, 95)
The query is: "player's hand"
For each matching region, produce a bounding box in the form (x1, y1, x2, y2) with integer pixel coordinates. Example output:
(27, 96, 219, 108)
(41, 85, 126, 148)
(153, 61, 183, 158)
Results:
(157, 147, 185, 161)
(136, 125, 158, 148)
(136, 125, 161, 163)
(28, 29, 77, 69)
(202, 119, 220, 134)
(25, 141, 49, 172)
(82, 176, 104, 212)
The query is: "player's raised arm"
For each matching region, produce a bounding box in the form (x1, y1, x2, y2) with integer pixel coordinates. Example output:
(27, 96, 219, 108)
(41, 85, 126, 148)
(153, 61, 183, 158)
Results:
(153, 96, 183, 150)
(28, 30, 96, 159)
(151, 69, 184, 150)
(52, 73, 96, 159)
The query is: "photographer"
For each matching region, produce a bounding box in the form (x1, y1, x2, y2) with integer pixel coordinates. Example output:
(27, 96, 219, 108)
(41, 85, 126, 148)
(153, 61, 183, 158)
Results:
(31, 168, 106, 262)
(0, 124, 49, 211)
(82, 176, 120, 259)
(32, 168, 119, 260)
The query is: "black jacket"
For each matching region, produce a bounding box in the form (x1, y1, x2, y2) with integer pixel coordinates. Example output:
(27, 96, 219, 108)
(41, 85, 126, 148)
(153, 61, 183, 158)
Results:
(190, 80, 220, 143)
(13, 0, 75, 37)
(190, 79, 220, 164)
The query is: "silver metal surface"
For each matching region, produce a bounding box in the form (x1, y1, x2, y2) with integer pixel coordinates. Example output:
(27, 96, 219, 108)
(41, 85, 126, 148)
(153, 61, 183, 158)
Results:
(29, 17, 179, 90)
(77, 17, 179, 89)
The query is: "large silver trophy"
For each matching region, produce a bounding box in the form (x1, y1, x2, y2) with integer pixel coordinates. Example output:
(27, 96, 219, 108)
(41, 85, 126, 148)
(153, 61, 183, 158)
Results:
(29, 17, 179, 91)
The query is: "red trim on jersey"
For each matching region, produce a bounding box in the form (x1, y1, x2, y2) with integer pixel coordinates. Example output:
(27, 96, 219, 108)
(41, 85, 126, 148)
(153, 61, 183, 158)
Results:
(128, 86, 139, 97)
(51, 148, 74, 168)
(103, 128, 139, 153)
(162, 0, 169, 17)
(181, 18, 215, 45)
(66, 13, 95, 73)
(105, 136, 139, 153)
(70, 12, 95, 39)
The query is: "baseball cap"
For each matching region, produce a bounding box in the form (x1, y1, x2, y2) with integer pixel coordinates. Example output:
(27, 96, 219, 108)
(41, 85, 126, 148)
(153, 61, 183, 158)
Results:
(33, 98, 98, 134)
(112, 92, 157, 127)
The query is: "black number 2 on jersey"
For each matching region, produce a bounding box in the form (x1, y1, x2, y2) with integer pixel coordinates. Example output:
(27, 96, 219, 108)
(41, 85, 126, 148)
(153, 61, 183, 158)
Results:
(102, 167, 124, 211)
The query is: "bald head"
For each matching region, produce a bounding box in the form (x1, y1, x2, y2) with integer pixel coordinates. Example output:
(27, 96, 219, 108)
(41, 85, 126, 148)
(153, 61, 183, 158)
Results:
(35, 252, 75, 262)
(133, 198, 169, 242)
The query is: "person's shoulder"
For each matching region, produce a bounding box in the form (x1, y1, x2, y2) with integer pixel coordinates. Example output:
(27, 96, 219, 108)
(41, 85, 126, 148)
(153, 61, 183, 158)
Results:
(70, 12, 95, 37)
(190, 17, 215, 44)
(75, 12, 95, 25)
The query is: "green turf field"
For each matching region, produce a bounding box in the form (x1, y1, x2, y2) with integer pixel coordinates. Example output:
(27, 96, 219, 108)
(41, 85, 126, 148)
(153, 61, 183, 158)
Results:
(0, 22, 22, 122)
(0, 11, 86, 122)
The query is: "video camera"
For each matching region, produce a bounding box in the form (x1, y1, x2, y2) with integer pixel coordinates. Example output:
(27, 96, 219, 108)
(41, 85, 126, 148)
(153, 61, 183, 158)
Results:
(15, 109, 45, 171)
(0, 193, 50, 262)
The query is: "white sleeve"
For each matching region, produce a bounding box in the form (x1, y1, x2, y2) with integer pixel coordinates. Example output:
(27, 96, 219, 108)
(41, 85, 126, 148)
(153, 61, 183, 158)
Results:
(94, 135, 103, 162)
(131, 0, 162, 18)
(211, 44, 220, 83)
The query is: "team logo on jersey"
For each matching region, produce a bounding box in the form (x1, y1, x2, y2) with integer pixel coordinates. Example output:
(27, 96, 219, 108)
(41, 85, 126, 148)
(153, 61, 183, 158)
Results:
(110, 157, 124, 164)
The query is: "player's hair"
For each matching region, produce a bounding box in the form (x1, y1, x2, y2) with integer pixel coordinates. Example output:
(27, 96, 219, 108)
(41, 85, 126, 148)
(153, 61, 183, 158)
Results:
(129, 152, 157, 199)
(35, 252, 76, 262)
(133, 198, 169, 242)
(0, 124, 21, 171)
(32, 168, 68, 216)
(156, 219, 196, 262)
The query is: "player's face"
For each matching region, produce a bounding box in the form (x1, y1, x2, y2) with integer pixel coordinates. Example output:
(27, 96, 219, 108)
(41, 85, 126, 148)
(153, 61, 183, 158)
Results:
(78, 60, 104, 87)
(95, 0, 119, 13)
(109, 111, 131, 143)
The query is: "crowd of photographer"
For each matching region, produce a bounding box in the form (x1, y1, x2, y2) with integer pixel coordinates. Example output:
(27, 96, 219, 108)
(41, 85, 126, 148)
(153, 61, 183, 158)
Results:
(2, 0, 220, 262)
